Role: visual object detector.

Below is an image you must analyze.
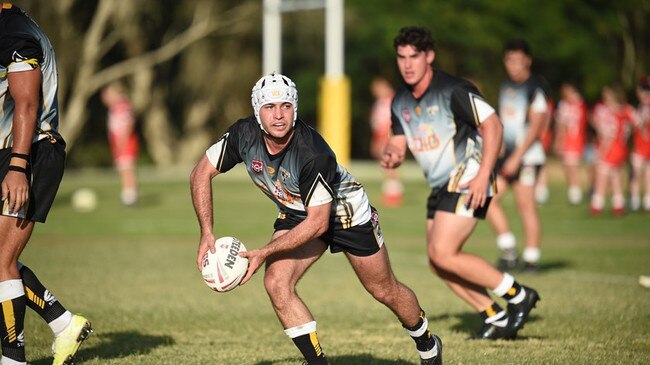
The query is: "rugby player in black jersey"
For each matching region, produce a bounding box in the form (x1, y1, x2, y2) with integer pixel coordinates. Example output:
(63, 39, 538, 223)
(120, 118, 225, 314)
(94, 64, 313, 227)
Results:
(0, 4, 92, 365)
(487, 39, 552, 273)
(190, 74, 442, 364)
(381, 26, 539, 340)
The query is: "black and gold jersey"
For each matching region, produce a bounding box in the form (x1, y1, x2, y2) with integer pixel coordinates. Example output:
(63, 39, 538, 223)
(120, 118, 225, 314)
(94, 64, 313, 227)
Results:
(498, 74, 550, 165)
(206, 117, 372, 229)
(0, 4, 61, 149)
(391, 70, 496, 194)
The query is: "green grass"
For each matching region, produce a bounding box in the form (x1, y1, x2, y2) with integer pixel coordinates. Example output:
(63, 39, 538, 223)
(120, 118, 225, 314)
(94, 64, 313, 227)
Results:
(20, 161, 650, 364)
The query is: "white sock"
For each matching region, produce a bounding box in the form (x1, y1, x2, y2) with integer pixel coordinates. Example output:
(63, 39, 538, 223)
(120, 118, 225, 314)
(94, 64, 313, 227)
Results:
(0, 280, 24, 302)
(612, 195, 625, 209)
(591, 194, 604, 209)
(523, 247, 541, 264)
(492, 273, 515, 297)
(1, 356, 26, 365)
(496, 232, 516, 251)
(50, 310, 73, 336)
(284, 321, 317, 338)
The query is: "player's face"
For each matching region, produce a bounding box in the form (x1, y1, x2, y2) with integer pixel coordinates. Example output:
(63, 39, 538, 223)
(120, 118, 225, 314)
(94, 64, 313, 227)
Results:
(396, 45, 434, 87)
(503, 50, 531, 83)
(259, 101, 294, 139)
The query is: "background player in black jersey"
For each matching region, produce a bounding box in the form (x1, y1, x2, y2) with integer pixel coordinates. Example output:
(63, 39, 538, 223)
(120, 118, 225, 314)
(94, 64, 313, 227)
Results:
(0, 4, 92, 365)
(190, 73, 442, 364)
(381, 26, 539, 340)
(487, 39, 551, 272)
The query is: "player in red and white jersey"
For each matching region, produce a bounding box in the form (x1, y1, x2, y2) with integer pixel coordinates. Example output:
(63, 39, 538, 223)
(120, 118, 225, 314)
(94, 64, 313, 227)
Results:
(630, 76, 650, 211)
(369, 76, 403, 207)
(590, 86, 635, 216)
(101, 82, 139, 206)
(554, 82, 588, 204)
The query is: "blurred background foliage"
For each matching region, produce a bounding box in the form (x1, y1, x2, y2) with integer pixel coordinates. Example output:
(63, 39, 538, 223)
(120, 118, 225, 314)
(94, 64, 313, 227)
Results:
(13, 0, 649, 166)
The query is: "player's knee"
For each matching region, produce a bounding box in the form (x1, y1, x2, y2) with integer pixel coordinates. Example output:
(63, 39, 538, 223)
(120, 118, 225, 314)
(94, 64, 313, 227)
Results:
(263, 270, 293, 299)
(428, 251, 454, 273)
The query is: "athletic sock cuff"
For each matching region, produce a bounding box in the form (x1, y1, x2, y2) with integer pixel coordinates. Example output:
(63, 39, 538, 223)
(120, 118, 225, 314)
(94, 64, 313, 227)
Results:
(496, 232, 516, 250)
(404, 316, 428, 337)
(0, 280, 25, 302)
(284, 321, 317, 339)
(492, 273, 514, 297)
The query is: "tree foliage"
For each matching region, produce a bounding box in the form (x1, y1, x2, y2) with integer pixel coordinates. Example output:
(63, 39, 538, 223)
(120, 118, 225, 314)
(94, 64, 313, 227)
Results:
(13, 0, 649, 164)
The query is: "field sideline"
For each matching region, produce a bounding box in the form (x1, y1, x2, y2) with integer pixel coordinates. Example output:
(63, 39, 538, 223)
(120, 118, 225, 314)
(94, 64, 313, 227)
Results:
(20, 160, 650, 365)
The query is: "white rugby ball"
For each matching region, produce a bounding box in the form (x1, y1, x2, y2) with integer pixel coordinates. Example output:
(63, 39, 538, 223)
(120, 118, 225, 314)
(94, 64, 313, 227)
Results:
(201, 236, 249, 292)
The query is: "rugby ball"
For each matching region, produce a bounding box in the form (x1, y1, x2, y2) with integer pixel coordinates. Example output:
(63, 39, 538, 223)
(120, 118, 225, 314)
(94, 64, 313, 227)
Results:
(201, 237, 249, 292)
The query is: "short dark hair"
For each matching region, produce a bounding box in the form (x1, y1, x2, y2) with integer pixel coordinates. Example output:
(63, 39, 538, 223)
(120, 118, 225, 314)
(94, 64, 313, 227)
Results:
(393, 26, 435, 53)
(503, 39, 531, 56)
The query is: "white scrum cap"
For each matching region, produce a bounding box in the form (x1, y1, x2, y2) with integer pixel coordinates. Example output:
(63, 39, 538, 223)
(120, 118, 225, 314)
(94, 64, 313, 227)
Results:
(251, 73, 298, 128)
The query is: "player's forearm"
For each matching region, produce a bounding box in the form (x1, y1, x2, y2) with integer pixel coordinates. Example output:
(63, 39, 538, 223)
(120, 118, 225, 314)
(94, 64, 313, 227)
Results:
(513, 111, 546, 159)
(190, 176, 215, 235)
(263, 215, 328, 257)
(478, 115, 502, 176)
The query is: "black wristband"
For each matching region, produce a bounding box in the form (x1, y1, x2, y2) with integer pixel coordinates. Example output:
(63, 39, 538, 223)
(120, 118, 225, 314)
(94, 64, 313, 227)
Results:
(8, 165, 27, 174)
(10, 152, 30, 161)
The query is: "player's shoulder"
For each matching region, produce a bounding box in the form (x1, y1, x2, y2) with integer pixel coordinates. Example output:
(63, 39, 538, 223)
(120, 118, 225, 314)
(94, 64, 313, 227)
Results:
(0, 6, 34, 36)
(229, 115, 258, 134)
(293, 119, 335, 159)
(527, 74, 551, 91)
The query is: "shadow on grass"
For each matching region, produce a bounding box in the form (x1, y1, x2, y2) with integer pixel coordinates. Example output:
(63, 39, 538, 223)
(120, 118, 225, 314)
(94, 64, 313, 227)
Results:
(534, 259, 570, 273)
(431, 311, 544, 340)
(255, 353, 417, 365)
(29, 331, 175, 365)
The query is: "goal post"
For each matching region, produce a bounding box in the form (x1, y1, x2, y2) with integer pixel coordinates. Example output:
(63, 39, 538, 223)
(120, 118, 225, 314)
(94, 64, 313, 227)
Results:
(263, 0, 351, 165)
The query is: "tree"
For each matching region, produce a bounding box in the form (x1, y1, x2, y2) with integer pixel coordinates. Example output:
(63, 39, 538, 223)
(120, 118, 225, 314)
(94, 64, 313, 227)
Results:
(21, 0, 261, 166)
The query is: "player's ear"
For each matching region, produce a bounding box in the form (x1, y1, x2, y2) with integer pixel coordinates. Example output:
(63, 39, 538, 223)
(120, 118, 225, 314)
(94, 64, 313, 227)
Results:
(426, 50, 435, 64)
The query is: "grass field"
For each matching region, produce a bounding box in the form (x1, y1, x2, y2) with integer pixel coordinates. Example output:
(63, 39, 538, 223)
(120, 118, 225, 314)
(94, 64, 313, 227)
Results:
(20, 161, 650, 365)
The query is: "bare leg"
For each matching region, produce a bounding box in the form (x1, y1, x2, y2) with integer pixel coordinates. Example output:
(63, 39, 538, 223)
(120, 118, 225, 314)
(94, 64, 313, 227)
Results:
(512, 182, 541, 265)
(263, 232, 327, 328)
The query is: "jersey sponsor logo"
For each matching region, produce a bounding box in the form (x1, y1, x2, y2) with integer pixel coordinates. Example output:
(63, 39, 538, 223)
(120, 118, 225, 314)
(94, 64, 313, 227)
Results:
(401, 108, 411, 123)
(415, 106, 422, 116)
(427, 105, 439, 117)
(266, 166, 276, 175)
(251, 159, 264, 173)
(280, 167, 291, 181)
(409, 124, 440, 152)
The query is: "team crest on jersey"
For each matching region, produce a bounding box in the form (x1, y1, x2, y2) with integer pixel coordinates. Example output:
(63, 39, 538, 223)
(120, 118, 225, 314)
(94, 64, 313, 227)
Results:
(401, 109, 411, 123)
(280, 167, 291, 181)
(427, 105, 439, 117)
(251, 159, 264, 173)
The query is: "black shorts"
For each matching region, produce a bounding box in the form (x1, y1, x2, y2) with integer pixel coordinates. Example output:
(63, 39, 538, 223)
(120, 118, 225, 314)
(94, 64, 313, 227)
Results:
(273, 208, 384, 257)
(426, 188, 492, 220)
(0, 139, 66, 222)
